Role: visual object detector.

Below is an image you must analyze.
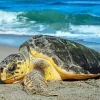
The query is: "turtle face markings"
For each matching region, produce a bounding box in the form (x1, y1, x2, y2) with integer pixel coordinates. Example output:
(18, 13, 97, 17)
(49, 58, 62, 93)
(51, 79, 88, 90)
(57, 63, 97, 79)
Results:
(8, 63, 17, 74)
(0, 54, 27, 84)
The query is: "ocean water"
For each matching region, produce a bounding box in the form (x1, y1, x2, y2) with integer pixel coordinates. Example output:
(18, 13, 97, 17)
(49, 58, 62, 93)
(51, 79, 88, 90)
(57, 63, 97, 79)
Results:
(0, 0, 100, 50)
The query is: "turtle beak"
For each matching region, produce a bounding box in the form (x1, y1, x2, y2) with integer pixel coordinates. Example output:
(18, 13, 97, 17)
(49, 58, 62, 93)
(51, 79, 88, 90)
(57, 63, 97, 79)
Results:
(0, 67, 7, 81)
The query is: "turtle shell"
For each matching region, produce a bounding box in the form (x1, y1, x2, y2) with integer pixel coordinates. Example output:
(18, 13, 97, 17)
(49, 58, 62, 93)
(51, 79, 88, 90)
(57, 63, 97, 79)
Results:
(20, 35, 100, 74)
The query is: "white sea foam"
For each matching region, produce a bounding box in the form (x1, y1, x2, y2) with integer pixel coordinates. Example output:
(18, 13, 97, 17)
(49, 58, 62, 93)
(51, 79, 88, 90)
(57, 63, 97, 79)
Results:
(70, 25, 100, 35)
(43, 25, 100, 39)
(0, 10, 46, 35)
(0, 24, 100, 39)
(0, 10, 18, 24)
(0, 10, 100, 43)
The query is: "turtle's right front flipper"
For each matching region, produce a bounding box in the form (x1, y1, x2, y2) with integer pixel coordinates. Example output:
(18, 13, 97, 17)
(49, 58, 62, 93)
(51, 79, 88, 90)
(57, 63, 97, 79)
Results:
(22, 69, 57, 96)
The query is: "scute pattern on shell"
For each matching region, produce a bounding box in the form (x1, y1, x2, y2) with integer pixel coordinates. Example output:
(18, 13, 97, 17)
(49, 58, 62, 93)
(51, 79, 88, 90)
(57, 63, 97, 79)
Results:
(20, 35, 100, 74)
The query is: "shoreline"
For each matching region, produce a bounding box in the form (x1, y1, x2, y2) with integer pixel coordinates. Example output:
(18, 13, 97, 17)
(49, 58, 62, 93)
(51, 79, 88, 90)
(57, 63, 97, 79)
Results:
(0, 45, 18, 62)
(0, 34, 100, 51)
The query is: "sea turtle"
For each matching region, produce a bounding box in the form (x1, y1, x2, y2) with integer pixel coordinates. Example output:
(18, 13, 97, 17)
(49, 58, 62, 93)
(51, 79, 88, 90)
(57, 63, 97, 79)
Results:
(0, 35, 100, 95)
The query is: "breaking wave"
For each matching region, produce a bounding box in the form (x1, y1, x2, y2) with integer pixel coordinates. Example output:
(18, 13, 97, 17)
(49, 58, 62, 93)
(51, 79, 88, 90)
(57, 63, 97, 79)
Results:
(0, 10, 100, 43)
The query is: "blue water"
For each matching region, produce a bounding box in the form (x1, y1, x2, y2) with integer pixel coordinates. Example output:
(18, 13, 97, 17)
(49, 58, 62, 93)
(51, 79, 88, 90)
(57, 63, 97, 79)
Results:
(0, 0, 100, 50)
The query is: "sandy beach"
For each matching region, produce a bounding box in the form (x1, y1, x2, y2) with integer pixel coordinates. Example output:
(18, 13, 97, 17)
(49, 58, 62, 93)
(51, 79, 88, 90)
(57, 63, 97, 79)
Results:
(0, 45, 100, 100)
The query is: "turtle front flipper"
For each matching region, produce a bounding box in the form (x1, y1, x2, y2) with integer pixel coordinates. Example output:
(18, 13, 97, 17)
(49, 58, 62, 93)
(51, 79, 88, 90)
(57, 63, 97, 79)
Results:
(22, 69, 57, 96)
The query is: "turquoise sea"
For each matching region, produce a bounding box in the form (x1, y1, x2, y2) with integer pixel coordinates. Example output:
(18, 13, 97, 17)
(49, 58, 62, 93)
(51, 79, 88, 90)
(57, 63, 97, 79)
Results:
(0, 0, 100, 50)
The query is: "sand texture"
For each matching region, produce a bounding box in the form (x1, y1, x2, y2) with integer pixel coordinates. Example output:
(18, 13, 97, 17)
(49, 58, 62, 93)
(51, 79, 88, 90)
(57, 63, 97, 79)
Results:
(0, 46, 100, 100)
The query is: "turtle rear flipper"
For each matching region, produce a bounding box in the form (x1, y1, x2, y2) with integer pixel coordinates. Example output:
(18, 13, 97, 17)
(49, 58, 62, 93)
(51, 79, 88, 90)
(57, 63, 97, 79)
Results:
(22, 69, 57, 96)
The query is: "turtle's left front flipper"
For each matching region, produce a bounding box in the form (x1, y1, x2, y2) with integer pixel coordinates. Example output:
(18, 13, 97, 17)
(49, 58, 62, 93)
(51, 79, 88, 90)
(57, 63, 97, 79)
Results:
(22, 69, 57, 96)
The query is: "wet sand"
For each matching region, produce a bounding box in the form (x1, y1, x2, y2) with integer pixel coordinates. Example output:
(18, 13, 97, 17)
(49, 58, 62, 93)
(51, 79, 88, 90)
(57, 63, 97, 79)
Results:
(0, 45, 100, 100)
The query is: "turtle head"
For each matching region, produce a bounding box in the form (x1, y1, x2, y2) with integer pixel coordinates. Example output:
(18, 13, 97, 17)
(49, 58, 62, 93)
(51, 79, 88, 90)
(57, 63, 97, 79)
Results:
(0, 53, 27, 84)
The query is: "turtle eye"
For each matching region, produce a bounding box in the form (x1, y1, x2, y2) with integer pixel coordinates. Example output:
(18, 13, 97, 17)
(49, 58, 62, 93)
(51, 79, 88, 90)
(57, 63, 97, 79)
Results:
(0, 67, 4, 72)
(8, 64, 17, 72)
